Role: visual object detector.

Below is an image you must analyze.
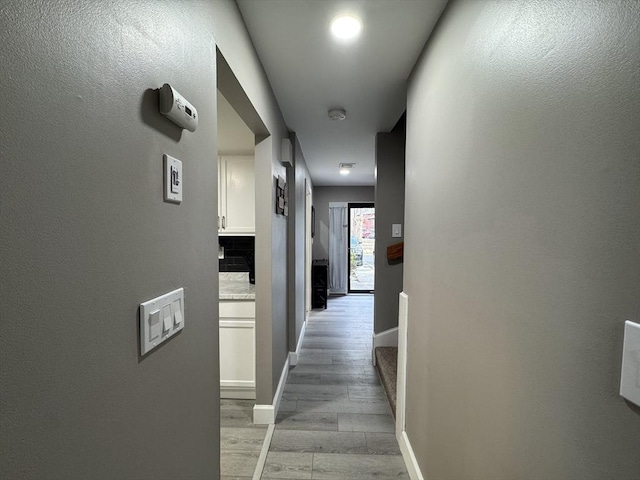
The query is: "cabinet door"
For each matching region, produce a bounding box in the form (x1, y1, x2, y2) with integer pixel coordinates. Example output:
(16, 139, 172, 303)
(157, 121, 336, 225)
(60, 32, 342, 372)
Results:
(217, 157, 225, 232)
(219, 301, 255, 399)
(221, 156, 255, 234)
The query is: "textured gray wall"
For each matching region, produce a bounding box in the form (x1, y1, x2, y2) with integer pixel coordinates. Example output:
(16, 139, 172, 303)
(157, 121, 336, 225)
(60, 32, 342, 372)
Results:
(288, 134, 313, 352)
(0, 1, 220, 478)
(312, 186, 375, 260)
(404, 0, 640, 478)
(212, 3, 290, 405)
(374, 132, 406, 333)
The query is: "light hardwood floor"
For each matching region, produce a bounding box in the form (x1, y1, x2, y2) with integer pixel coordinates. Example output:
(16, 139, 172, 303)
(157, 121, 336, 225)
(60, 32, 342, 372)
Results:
(262, 294, 408, 480)
(220, 399, 267, 479)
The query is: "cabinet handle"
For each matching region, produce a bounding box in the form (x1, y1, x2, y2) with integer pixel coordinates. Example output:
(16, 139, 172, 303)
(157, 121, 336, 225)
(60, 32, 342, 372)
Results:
(222, 216, 226, 229)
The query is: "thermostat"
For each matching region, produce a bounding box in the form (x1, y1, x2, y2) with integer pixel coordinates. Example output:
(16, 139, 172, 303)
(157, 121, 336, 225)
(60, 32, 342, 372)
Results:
(159, 84, 198, 132)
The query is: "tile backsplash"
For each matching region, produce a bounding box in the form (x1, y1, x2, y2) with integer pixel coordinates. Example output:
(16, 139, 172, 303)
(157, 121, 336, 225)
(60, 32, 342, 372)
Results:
(219, 236, 255, 277)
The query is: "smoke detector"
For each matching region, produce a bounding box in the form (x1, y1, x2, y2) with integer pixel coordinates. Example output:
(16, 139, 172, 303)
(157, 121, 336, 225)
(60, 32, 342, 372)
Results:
(328, 108, 347, 121)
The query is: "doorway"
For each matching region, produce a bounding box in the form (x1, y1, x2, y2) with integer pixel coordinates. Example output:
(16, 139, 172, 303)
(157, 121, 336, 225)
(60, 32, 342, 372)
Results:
(348, 203, 375, 293)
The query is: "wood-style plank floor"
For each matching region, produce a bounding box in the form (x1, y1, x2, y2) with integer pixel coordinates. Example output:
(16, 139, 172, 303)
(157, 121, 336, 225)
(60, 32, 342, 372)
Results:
(263, 294, 408, 480)
(220, 399, 267, 479)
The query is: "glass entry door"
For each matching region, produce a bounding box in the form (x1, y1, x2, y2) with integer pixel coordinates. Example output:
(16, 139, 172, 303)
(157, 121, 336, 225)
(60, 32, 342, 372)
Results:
(348, 203, 375, 293)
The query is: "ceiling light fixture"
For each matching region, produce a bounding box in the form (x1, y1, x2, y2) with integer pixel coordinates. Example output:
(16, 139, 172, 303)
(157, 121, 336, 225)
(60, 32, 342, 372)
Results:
(330, 15, 362, 40)
(339, 163, 355, 175)
(328, 108, 347, 121)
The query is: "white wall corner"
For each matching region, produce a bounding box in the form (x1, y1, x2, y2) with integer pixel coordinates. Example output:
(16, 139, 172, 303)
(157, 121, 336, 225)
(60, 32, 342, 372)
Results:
(252, 404, 275, 425)
(373, 326, 399, 348)
(288, 319, 307, 367)
(371, 326, 399, 365)
(398, 430, 425, 480)
(288, 351, 298, 366)
(396, 292, 409, 437)
(253, 354, 291, 425)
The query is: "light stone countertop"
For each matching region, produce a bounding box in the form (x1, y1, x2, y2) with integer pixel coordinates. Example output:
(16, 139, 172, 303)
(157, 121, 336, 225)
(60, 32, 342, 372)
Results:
(219, 272, 255, 300)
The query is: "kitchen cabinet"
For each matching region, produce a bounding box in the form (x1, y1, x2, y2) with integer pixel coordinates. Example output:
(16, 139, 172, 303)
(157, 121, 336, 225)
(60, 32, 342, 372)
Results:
(218, 155, 255, 235)
(219, 300, 255, 399)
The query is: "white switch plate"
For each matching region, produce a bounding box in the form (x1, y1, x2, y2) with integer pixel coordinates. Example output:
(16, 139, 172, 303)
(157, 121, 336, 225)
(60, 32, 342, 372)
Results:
(140, 287, 184, 355)
(620, 321, 640, 407)
(164, 154, 183, 203)
(392, 224, 402, 238)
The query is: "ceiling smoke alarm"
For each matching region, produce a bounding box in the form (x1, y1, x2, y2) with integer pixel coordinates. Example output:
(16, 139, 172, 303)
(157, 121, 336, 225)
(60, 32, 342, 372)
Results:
(328, 108, 347, 121)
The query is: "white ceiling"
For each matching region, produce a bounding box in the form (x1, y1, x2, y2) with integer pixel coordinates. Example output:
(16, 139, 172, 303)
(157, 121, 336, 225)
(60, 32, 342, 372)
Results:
(237, 0, 448, 186)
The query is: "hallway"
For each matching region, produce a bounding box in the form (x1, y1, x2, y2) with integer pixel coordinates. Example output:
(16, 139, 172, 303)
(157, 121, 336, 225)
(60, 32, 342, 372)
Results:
(261, 294, 407, 479)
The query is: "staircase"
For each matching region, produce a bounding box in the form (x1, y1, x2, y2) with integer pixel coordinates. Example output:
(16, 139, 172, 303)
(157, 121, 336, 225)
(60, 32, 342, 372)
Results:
(374, 346, 398, 417)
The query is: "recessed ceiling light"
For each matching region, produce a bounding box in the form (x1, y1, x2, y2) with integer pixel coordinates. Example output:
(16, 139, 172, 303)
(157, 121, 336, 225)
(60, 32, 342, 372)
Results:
(330, 15, 362, 40)
(339, 163, 355, 175)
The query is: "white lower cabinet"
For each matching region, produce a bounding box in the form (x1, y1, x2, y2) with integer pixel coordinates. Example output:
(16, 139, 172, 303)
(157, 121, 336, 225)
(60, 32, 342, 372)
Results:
(219, 300, 255, 399)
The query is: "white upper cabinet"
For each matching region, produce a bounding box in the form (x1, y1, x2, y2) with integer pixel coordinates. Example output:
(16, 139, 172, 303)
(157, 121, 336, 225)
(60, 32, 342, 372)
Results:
(218, 155, 255, 235)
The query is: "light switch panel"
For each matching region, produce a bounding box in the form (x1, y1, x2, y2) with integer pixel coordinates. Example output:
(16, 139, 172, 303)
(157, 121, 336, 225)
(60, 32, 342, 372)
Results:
(620, 321, 640, 406)
(140, 287, 184, 355)
(392, 224, 402, 238)
(164, 154, 183, 203)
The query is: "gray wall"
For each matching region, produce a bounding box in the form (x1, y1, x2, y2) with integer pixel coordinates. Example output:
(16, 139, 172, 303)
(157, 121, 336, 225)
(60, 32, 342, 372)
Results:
(0, 1, 220, 478)
(404, 0, 640, 478)
(312, 186, 375, 260)
(374, 132, 406, 333)
(288, 134, 313, 352)
(0, 0, 293, 476)
(213, 4, 290, 404)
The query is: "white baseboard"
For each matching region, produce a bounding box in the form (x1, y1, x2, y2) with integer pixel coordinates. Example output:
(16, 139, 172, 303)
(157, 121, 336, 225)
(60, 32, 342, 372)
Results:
(371, 326, 399, 366)
(252, 423, 275, 480)
(288, 351, 298, 366)
(220, 380, 256, 399)
(253, 355, 290, 424)
(288, 319, 307, 366)
(373, 327, 399, 347)
(252, 404, 274, 425)
(398, 430, 425, 480)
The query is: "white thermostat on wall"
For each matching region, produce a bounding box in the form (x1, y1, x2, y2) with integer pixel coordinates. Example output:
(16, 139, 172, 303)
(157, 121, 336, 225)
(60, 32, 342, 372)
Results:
(159, 83, 198, 132)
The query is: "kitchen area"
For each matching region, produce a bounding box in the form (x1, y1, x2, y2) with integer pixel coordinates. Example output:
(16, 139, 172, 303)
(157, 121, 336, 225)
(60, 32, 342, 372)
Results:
(217, 90, 257, 399)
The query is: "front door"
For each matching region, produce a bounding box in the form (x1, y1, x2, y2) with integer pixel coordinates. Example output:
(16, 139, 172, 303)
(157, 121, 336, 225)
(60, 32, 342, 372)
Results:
(348, 203, 375, 293)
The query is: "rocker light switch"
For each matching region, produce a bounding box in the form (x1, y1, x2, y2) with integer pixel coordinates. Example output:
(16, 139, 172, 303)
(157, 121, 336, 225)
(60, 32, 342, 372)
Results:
(139, 288, 185, 355)
(172, 300, 182, 325)
(162, 305, 172, 332)
(149, 310, 161, 342)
